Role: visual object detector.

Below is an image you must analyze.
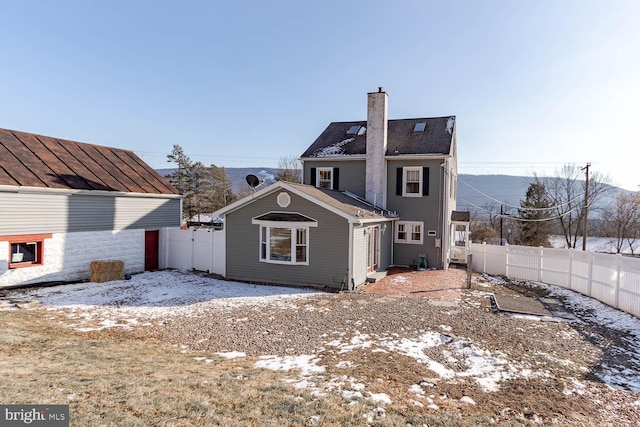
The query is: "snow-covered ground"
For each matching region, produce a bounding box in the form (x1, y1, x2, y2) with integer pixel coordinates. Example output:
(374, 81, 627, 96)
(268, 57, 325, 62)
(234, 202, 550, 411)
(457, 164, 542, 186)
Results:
(549, 235, 640, 254)
(4, 270, 640, 405)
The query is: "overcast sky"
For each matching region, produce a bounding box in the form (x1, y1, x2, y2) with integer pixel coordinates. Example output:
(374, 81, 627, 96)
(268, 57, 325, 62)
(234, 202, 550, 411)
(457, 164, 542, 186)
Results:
(2, 1, 639, 190)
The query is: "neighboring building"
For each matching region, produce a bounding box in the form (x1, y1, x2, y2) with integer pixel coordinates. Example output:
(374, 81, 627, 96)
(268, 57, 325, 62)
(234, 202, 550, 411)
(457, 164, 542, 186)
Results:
(213, 89, 460, 290)
(301, 88, 458, 271)
(0, 128, 182, 287)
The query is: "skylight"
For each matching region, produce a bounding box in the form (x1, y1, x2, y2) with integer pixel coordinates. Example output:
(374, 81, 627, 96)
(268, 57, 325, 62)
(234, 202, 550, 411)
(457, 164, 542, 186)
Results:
(413, 122, 426, 132)
(346, 125, 361, 135)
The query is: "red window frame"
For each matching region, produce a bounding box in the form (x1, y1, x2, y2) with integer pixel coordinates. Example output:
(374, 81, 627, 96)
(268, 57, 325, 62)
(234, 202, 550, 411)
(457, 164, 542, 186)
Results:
(1, 234, 52, 269)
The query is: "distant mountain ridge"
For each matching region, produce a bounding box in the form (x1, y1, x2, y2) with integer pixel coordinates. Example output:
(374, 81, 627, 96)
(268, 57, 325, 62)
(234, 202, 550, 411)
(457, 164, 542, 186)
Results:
(156, 168, 626, 213)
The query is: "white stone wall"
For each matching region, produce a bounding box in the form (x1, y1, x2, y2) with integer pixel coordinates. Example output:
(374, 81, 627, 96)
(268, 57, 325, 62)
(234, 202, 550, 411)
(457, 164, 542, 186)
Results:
(0, 229, 144, 287)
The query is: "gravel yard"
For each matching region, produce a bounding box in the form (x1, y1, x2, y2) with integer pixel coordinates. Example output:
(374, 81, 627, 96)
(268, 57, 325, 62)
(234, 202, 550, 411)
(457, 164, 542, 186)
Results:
(3, 269, 640, 426)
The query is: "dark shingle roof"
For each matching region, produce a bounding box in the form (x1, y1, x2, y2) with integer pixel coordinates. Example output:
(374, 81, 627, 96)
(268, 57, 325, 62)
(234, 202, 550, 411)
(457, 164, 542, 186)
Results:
(254, 212, 317, 222)
(301, 116, 455, 158)
(0, 128, 179, 195)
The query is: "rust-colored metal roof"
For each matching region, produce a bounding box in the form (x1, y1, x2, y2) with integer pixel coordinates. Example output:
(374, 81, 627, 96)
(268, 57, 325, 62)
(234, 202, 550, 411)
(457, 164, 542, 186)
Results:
(0, 128, 180, 195)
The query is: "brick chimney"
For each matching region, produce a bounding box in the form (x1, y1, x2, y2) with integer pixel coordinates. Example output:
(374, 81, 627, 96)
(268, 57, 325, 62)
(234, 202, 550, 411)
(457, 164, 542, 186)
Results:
(365, 87, 388, 208)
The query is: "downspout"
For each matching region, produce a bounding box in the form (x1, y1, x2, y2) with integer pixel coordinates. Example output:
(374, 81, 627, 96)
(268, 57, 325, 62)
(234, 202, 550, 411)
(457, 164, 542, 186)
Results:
(439, 160, 447, 269)
(348, 222, 354, 291)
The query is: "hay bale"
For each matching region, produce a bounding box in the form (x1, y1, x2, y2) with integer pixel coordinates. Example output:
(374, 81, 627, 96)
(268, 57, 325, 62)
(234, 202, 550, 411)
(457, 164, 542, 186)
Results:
(90, 260, 125, 283)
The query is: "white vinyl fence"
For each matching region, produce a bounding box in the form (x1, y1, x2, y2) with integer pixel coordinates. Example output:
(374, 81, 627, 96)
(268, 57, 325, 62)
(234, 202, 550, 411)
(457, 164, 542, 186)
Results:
(470, 243, 640, 318)
(163, 227, 225, 276)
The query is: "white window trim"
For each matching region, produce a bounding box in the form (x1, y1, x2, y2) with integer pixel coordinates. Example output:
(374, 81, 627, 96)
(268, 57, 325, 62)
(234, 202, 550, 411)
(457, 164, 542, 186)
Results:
(402, 166, 422, 197)
(252, 218, 317, 266)
(395, 221, 424, 244)
(316, 167, 333, 189)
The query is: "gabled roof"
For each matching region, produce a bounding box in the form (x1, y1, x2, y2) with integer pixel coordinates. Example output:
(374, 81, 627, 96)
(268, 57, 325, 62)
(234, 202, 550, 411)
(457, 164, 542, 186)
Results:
(214, 181, 397, 224)
(300, 116, 455, 158)
(0, 128, 180, 195)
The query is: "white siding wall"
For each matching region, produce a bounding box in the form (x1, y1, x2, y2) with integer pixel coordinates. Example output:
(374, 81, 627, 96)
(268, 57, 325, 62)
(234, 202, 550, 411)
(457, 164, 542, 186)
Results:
(353, 225, 368, 286)
(0, 229, 144, 287)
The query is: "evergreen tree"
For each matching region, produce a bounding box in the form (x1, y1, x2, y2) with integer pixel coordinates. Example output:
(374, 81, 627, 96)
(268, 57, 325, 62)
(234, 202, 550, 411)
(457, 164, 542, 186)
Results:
(166, 145, 237, 222)
(190, 161, 210, 221)
(166, 145, 194, 221)
(518, 180, 553, 247)
(209, 165, 236, 211)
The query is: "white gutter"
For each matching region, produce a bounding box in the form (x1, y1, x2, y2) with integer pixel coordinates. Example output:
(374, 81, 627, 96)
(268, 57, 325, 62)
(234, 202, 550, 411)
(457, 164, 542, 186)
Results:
(0, 185, 183, 199)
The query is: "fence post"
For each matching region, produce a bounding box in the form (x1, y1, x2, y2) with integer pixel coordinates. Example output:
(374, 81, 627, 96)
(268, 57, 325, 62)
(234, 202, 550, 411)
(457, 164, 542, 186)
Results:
(538, 246, 543, 282)
(466, 254, 473, 289)
(615, 254, 622, 309)
(505, 244, 509, 278)
(587, 251, 594, 298)
(567, 249, 573, 290)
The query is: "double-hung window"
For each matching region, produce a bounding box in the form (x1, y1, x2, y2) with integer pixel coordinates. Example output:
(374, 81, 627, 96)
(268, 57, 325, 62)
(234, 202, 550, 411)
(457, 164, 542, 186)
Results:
(396, 166, 429, 197)
(395, 221, 423, 244)
(403, 167, 422, 196)
(253, 212, 317, 265)
(310, 167, 339, 190)
(317, 168, 333, 189)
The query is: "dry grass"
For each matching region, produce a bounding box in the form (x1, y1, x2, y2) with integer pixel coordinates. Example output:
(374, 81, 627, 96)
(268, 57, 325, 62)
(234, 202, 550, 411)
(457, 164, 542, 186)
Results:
(0, 309, 516, 427)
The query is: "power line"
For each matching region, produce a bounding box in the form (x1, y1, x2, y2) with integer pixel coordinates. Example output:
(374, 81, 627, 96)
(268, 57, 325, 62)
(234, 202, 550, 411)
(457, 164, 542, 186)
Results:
(456, 175, 583, 211)
(460, 199, 582, 222)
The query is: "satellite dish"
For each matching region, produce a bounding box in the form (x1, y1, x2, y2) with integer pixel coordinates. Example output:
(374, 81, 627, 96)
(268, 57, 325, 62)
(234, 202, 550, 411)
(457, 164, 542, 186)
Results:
(245, 174, 260, 188)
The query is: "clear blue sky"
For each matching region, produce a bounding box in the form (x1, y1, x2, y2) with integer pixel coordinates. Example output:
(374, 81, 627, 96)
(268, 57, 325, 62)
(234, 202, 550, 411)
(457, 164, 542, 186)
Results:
(2, 1, 639, 190)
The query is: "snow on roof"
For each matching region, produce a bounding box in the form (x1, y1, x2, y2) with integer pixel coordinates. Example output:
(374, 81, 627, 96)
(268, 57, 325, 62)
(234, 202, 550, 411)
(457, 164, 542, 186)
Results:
(446, 116, 455, 135)
(312, 137, 355, 157)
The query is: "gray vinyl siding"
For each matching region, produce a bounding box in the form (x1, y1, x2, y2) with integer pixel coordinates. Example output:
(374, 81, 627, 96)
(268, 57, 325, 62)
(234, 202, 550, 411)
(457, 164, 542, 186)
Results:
(0, 191, 181, 236)
(303, 160, 366, 197)
(387, 159, 444, 269)
(225, 191, 350, 289)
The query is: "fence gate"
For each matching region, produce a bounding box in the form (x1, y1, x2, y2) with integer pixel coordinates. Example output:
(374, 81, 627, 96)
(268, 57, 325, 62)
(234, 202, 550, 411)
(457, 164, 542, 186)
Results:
(164, 227, 225, 276)
(193, 228, 215, 272)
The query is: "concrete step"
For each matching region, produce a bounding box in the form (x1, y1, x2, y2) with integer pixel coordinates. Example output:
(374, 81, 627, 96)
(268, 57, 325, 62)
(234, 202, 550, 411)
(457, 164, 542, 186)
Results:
(366, 271, 387, 283)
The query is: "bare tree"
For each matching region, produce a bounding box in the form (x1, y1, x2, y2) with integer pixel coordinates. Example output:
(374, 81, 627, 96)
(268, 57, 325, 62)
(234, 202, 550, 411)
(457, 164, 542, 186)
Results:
(541, 164, 612, 249)
(276, 155, 302, 183)
(600, 191, 640, 254)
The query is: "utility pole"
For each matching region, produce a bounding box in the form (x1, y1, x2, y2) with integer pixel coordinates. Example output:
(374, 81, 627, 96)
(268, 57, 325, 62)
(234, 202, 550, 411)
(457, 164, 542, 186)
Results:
(582, 163, 590, 251)
(500, 204, 504, 245)
(500, 204, 510, 245)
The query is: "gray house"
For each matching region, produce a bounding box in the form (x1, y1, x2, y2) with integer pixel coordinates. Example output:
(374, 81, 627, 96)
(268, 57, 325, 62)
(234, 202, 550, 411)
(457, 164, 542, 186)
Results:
(213, 89, 460, 290)
(301, 88, 458, 271)
(213, 181, 396, 290)
(0, 128, 182, 287)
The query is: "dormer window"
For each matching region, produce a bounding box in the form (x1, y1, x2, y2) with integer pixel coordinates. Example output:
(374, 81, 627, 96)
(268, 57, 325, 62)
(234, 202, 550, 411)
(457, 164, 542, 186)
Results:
(346, 125, 361, 135)
(413, 122, 426, 132)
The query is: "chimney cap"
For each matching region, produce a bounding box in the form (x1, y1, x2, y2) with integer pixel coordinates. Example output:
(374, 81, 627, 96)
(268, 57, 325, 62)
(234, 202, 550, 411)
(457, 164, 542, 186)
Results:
(378, 87, 383, 92)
